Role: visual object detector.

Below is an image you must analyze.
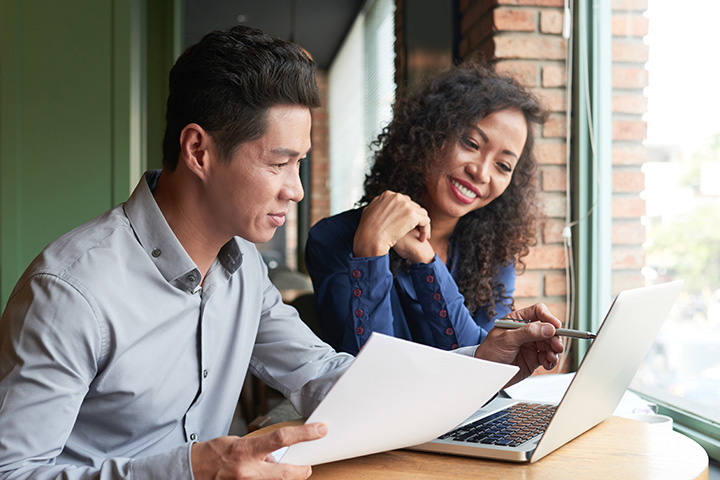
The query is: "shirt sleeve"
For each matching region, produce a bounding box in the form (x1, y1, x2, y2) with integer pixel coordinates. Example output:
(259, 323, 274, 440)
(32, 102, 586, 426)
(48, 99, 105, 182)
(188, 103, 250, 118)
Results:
(407, 256, 489, 349)
(247, 256, 354, 418)
(0, 275, 193, 480)
(305, 215, 397, 355)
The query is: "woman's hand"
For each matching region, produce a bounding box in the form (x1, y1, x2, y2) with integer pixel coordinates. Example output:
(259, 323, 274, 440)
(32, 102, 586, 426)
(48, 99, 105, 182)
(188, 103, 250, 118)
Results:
(353, 191, 434, 263)
(474, 304, 564, 386)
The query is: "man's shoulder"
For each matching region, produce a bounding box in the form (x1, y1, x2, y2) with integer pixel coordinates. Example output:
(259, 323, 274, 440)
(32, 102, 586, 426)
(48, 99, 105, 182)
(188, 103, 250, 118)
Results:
(25, 204, 131, 278)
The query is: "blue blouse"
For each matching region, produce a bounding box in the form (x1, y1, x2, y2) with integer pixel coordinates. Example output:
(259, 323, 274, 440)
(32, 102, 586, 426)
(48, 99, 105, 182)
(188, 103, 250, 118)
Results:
(305, 208, 515, 355)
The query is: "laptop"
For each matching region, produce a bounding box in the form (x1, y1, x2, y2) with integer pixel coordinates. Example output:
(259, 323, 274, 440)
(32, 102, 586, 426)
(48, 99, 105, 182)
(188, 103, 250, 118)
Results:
(409, 280, 684, 463)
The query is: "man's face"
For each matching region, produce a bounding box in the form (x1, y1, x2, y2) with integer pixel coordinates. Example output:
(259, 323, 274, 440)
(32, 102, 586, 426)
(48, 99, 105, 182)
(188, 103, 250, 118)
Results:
(206, 104, 311, 244)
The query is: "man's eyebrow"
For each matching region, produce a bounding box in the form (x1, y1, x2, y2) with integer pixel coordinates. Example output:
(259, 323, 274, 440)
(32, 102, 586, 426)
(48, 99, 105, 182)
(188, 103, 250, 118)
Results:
(470, 126, 519, 159)
(271, 146, 313, 157)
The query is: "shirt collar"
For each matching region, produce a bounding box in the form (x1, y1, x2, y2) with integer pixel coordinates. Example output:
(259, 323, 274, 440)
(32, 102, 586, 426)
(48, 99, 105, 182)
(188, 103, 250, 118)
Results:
(124, 170, 243, 291)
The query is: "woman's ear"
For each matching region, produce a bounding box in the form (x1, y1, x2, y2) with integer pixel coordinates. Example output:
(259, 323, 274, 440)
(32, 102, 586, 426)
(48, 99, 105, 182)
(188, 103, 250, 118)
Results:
(178, 123, 214, 181)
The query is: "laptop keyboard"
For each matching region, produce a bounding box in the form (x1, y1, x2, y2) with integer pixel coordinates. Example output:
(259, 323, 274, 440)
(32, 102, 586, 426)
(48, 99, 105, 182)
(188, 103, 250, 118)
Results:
(438, 402, 556, 447)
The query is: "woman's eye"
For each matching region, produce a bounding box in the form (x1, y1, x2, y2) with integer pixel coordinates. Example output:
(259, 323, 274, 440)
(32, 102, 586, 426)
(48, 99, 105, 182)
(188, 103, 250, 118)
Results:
(497, 162, 512, 173)
(463, 138, 479, 150)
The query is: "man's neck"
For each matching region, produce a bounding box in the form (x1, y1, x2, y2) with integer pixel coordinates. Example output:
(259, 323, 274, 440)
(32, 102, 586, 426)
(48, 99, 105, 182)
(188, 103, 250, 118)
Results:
(152, 168, 226, 280)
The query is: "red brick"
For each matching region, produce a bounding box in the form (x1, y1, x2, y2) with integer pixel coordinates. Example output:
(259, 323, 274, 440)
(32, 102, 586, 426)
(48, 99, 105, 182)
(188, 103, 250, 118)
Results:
(543, 114, 566, 138)
(610, 273, 645, 296)
(612, 170, 644, 192)
(515, 300, 568, 328)
(612, 120, 647, 141)
(540, 192, 567, 217)
(541, 166, 567, 192)
(540, 9, 563, 34)
(536, 141, 566, 165)
(612, 221, 646, 245)
(611, 247, 646, 269)
(542, 217, 567, 244)
(542, 64, 566, 87)
(612, 39, 649, 63)
(533, 88, 566, 112)
(495, 35, 567, 60)
(499, 0, 563, 6)
(612, 94, 648, 114)
(611, 0, 648, 11)
(612, 66, 649, 89)
(612, 196, 645, 218)
(524, 245, 567, 269)
(611, 13, 649, 37)
(514, 271, 542, 297)
(496, 60, 537, 86)
(495, 7, 537, 32)
(544, 273, 567, 296)
(612, 145, 647, 165)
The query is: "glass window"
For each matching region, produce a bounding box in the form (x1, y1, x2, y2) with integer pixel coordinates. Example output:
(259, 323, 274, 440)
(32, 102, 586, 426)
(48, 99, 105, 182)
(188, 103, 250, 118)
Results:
(618, 0, 720, 426)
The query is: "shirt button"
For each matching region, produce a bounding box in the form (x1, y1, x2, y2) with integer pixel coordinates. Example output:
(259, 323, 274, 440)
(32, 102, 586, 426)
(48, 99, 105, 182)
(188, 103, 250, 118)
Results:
(355, 308, 364, 317)
(451, 343, 459, 350)
(151, 248, 161, 258)
(356, 327, 364, 335)
(187, 274, 196, 283)
(433, 293, 442, 301)
(426, 275, 434, 283)
(189, 433, 197, 441)
(352, 269, 361, 278)
(445, 327, 454, 335)
(203, 369, 209, 379)
(439, 309, 448, 318)
(353, 289, 362, 297)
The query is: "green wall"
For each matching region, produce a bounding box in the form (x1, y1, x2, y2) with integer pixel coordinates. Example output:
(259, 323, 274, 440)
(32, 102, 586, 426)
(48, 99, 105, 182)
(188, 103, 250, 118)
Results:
(0, 0, 178, 308)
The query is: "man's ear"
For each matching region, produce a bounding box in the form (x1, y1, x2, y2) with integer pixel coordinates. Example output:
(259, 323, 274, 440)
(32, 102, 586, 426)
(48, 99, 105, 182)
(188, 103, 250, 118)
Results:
(179, 123, 215, 181)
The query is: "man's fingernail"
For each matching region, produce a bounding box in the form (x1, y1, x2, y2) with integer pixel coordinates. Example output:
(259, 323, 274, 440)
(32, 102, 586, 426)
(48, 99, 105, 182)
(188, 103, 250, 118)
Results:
(316, 424, 328, 436)
(542, 325, 554, 336)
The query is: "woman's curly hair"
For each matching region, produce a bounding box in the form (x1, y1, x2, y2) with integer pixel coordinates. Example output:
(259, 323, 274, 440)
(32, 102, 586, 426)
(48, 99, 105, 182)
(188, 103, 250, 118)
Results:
(360, 61, 546, 317)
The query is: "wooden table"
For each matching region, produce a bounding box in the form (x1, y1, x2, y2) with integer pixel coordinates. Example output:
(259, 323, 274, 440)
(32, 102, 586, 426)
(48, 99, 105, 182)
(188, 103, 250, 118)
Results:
(249, 416, 709, 479)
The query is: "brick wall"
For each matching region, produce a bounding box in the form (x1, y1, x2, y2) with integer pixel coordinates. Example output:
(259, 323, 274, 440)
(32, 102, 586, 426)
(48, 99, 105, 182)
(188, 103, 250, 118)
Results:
(310, 70, 331, 226)
(609, 0, 647, 294)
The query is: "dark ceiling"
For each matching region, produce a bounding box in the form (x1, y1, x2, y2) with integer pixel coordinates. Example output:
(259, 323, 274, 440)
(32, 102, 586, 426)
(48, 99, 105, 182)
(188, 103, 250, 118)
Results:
(183, 0, 365, 70)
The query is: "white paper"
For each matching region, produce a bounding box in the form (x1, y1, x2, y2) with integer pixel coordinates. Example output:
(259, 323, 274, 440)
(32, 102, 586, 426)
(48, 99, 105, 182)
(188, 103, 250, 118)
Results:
(279, 333, 519, 466)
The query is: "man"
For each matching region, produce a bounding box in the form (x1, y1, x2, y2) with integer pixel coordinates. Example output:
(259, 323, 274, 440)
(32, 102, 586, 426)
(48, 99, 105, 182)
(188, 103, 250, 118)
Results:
(0, 26, 562, 479)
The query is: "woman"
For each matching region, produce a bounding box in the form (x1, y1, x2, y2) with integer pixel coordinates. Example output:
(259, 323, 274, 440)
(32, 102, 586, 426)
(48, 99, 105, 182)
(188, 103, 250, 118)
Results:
(305, 61, 545, 355)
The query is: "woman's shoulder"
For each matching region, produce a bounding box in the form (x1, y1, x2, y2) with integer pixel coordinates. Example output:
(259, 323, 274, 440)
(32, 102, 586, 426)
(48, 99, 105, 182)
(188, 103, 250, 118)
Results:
(309, 207, 364, 238)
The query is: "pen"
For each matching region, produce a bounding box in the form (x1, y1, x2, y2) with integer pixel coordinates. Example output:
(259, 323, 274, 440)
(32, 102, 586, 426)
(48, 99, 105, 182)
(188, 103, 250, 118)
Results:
(494, 318, 596, 339)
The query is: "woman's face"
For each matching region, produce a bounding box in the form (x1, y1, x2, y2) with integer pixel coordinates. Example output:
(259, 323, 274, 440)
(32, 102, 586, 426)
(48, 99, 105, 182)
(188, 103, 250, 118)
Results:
(423, 108, 528, 224)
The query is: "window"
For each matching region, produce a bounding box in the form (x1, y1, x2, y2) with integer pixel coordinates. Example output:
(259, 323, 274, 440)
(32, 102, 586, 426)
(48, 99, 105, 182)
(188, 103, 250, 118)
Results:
(604, 0, 720, 456)
(328, 0, 395, 214)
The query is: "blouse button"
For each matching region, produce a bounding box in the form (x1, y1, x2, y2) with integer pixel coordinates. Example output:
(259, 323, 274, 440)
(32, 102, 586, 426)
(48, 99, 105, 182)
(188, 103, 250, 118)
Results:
(356, 327, 364, 335)
(451, 343, 459, 350)
(355, 308, 364, 317)
(445, 327, 454, 335)
(433, 293, 442, 301)
(353, 289, 362, 297)
(439, 309, 448, 318)
(352, 269, 361, 278)
(425, 275, 434, 283)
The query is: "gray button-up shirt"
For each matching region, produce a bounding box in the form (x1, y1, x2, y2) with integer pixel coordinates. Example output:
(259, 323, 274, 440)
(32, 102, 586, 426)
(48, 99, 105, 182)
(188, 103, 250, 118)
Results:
(0, 171, 354, 479)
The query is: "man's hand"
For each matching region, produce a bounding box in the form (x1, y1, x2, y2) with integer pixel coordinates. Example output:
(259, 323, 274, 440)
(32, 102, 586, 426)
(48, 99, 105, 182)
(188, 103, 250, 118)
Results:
(353, 191, 434, 264)
(191, 423, 327, 480)
(474, 303, 564, 386)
